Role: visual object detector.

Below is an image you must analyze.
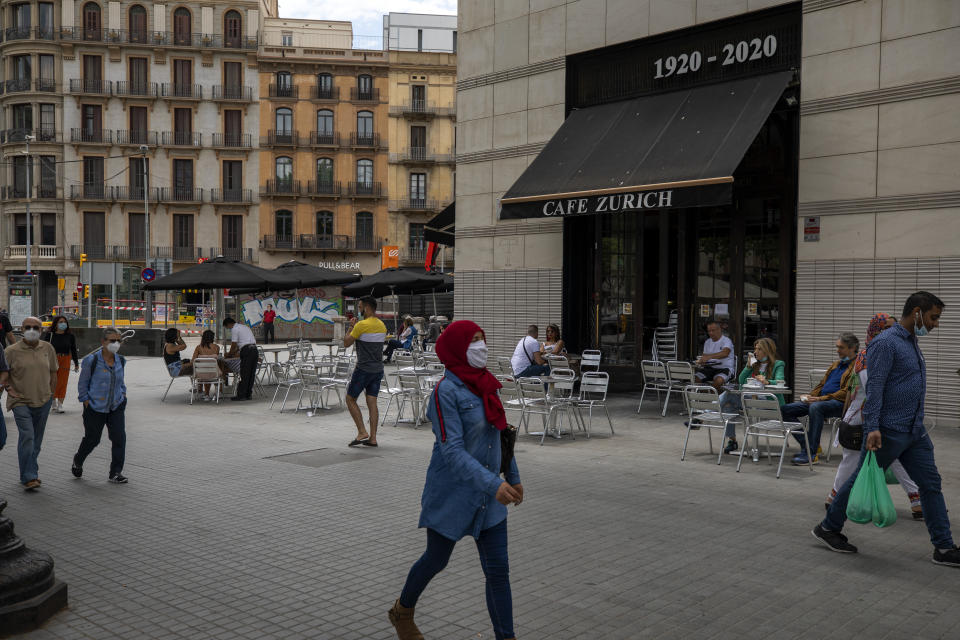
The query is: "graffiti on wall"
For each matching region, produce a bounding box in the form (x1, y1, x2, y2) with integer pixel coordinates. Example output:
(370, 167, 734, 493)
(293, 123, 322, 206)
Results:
(240, 287, 342, 327)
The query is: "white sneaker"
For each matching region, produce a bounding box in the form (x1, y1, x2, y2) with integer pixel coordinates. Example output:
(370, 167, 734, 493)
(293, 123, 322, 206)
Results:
(204, 395, 213, 402)
(56, 400, 65, 413)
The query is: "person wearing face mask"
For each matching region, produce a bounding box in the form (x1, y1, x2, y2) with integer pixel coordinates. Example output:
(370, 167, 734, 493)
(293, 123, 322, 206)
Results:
(389, 320, 522, 640)
(42, 315, 79, 413)
(73, 327, 129, 484)
(779, 332, 859, 466)
(814, 291, 960, 568)
(4, 316, 59, 490)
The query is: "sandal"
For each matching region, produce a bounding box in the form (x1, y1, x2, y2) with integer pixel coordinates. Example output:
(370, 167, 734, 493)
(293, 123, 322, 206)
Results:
(348, 437, 370, 447)
(361, 441, 379, 447)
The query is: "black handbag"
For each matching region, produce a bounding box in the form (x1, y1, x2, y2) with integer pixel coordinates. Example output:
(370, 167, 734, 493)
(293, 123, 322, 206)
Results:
(500, 424, 518, 475)
(837, 419, 863, 451)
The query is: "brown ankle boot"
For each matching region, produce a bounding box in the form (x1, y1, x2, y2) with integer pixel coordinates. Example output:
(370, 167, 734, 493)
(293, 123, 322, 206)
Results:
(388, 599, 424, 640)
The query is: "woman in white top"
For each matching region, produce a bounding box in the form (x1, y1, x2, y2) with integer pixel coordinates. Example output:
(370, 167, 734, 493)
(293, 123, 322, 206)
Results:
(541, 324, 565, 356)
(826, 312, 922, 518)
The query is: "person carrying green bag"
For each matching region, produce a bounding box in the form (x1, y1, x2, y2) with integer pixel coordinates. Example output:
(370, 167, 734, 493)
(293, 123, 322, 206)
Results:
(812, 291, 960, 567)
(846, 451, 897, 528)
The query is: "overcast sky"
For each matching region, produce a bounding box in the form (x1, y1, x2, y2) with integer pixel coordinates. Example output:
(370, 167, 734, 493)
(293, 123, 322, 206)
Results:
(277, 0, 457, 36)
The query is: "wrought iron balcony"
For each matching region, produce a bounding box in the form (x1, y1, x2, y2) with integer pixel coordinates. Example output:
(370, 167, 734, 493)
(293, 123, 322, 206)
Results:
(115, 81, 159, 98)
(307, 131, 339, 147)
(212, 85, 253, 101)
(208, 247, 254, 261)
(349, 88, 380, 102)
(212, 133, 252, 148)
(268, 84, 298, 99)
(161, 131, 202, 146)
(349, 132, 380, 148)
(264, 130, 298, 146)
(4, 78, 31, 93)
(305, 180, 341, 197)
(70, 184, 113, 201)
(68, 79, 112, 95)
(262, 234, 384, 252)
(389, 198, 439, 211)
(389, 101, 455, 117)
(310, 86, 339, 101)
(158, 187, 204, 203)
(115, 130, 158, 146)
(1, 128, 59, 144)
(211, 188, 253, 203)
(112, 186, 159, 202)
(70, 128, 113, 144)
(260, 180, 301, 197)
(347, 181, 382, 197)
(161, 83, 203, 99)
(389, 148, 455, 164)
(4, 26, 31, 41)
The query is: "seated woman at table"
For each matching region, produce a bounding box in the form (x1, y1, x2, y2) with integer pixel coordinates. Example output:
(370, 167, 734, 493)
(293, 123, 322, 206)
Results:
(719, 337, 786, 454)
(384, 316, 418, 363)
(192, 330, 229, 400)
(163, 328, 193, 378)
(541, 324, 566, 356)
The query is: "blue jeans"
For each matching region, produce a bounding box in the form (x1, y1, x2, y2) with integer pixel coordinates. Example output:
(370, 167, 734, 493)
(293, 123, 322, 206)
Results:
(822, 428, 953, 549)
(517, 364, 549, 378)
(399, 520, 514, 640)
(383, 338, 403, 361)
(719, 391, 742, 438)
(12, 399, 52, 484)
(780, 399, 844, 451)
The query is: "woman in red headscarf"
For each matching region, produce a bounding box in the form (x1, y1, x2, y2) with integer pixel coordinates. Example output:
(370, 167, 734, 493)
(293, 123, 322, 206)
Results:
(825, 312, 922, 518)
(388, 320, 521, 640)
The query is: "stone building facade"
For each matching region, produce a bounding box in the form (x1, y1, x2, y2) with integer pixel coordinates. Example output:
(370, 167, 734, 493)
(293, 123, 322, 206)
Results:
(455, 0, 960, 426)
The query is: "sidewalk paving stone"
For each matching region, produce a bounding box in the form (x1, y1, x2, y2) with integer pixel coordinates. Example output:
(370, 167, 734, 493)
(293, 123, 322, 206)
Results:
(0, 354, 958, 638)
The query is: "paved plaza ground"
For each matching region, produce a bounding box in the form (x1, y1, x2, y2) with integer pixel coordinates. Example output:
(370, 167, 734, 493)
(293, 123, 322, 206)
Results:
(3, 350, 960, 639)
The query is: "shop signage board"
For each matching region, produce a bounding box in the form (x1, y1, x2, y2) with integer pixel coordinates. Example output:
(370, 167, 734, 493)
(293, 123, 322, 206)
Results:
(381, 246, 399, 270)
(804, 216, 820, 242)
(501, 182, 732, 220)
(570, 4, 801, 106)
(8, 274, 34, 326)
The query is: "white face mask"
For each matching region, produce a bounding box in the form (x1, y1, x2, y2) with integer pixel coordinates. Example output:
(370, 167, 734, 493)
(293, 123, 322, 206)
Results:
(22, 329, 40, 342)
(466, 340, 488, 369)
(106, 341, 121, 354)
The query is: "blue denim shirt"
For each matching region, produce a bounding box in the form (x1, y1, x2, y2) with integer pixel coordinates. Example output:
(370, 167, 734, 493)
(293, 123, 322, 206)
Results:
(78, 349, 127, 413)
(863, 323, 925, 435)
(419, 371, 521, 541)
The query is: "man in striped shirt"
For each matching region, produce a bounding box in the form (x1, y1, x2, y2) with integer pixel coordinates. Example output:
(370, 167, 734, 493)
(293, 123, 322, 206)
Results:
(813, 291, 960, 567)
(344, 297, 386, 447)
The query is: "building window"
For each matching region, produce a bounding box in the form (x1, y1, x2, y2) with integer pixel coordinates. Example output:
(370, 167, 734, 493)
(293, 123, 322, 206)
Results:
(281, 31, 293, 46)
(41, 213, 56, 246)
(12, 104, 32, 135)
(409, 223, 425, 254)
(224, 10, 242, 48)
(173, 59, 193, 95)
(316, 73, 333, 98)
(316, 211, 333, 246)
(173, 158, 194, 199)
(12, 157, 29, 198)
(11, 3, 30, 36)
(222, 215, 243, 255)
(39, 156, 56, 198)
(356, 159, 373, 189)
(37, 105, 54, 140)
(82, 2, 101, 40)
(12, 55, 31, 89)
(275, 210, 293, 246)
(129, 157, 148, 198)
(83, 212, 106, 257)
(223, 61, 242, 94)
(411, 85, 426, 110)
(417, 29, 423, 52)
(409, 172, 426, 206)
(410, 125, 426, 158)
(357, 74, 373, 100)
(223, 160, 242, 200)
(275, 156, 293, 191)
(81, 104, 102, 140)
(275, 107, 293, 143)
(357, 110, 373, 144)
(173, 214, 195, 259)
(173, 7, 192, 45)
(129, 213, 145, 258)
(83, 157, 104, 197)
(275, 71, 292, 97)
(452, 31, 457, 53)
(82, 55, 101, 91)
(129, 57, 148, 94)
(316, 109, 334, 135)
(15, 214, 27, 246)
(174, 107, 192, 144)
(356, 212, 373, 250)
(224, 110, 242, 145)
(128, 5, 147, 42)
(316, 157, 333, 186)
(129, 106, 148, 144)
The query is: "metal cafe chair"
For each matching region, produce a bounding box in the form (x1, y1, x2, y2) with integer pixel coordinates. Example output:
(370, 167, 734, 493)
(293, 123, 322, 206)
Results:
(161, 359, 191, 402)
(190, 357, 224, 404)
(738, 392, 813, 479)
(546, 354, 570, 372)
(580, 349, 602, 373)
(573, 371, 614, 437)
(680, 385, 741, 464)
(496, 374, 525, 425)
(498, 357, 516, 376)
(317, 358, 353, 409)
(662, 360, 696, 417)
(269, 362, 302, 412)
(637, 360, 669, 413)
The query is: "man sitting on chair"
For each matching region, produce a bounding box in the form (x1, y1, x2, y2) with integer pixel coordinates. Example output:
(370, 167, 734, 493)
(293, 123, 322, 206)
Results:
(695, 320, 735, 392)
(511, 325, 550, 378)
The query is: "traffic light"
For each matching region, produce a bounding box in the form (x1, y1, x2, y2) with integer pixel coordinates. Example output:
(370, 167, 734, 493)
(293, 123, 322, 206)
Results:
(79, 253, 87, 268)
(73, 292, 79, 301)
(84, 285, 89, 299)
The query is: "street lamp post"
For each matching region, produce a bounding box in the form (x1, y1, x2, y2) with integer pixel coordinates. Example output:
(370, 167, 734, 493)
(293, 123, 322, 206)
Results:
(141, 146, 153, 329)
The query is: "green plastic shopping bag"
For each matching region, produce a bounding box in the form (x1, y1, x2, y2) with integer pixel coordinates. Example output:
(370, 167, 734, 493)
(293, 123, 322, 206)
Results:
(884, 467, 899, 485)
(846, 451, 897, 527)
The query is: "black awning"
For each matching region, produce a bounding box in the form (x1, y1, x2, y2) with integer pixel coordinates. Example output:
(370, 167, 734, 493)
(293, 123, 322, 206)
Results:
(424, 202, 455, 246)
(500, 71, 793, 220)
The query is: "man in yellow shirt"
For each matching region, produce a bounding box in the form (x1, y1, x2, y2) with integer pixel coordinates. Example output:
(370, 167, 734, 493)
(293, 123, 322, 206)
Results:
(344, 297, 387, 447)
